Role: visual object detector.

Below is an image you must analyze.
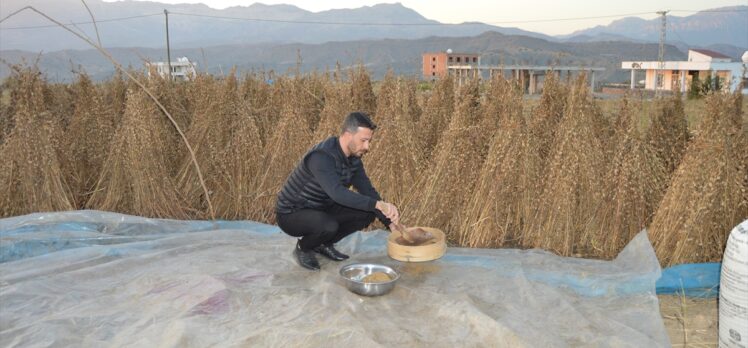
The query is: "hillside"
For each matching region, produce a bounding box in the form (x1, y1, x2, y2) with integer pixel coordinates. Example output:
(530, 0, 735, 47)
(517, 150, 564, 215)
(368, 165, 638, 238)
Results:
(0, 31, 688, 83)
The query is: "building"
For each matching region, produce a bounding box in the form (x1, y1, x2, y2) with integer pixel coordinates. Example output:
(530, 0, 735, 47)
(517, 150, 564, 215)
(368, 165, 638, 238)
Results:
(621, 49, 747, 94)
(422, 50, 604, 94)
(423, 50, 480, 79)
(146, 57, 197, 81)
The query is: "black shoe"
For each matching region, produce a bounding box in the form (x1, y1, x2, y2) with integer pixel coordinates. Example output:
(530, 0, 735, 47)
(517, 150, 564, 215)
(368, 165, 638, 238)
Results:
(294, 242, 320, 271)
(313, 244, 349, 261)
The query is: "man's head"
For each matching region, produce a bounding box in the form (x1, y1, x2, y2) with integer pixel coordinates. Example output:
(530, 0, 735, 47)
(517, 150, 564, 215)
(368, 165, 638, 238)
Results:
(339, 112, 377, 158)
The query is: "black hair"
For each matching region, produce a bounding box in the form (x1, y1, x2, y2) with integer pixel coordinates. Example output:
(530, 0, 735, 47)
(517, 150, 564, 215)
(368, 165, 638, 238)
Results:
(341, 112, 377, 134)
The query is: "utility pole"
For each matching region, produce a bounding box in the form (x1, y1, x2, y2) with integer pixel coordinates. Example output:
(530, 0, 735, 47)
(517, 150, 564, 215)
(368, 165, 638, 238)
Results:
(164, 9, 172, 80)
(656, 10, 668, 96)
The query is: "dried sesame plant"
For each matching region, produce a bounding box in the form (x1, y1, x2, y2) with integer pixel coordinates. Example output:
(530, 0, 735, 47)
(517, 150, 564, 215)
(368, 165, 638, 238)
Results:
(61, 73, 118, 207)
(213, 78, 265, 220)
(87, 79, 188, 219)
(251, 77, 315, 223)
(0, 67, 74, 217)
(366, 77, 424, 207)
(583, 94, 667, 258)
(648, 88, 690, 175)
(312, 67, 351, 143)
(457, 77, 537, 247)
(522, 75, 607, 256)
(349, 64, 377, 118)
(648, 92, 747, 265)
(405, 78, 483, 242)
(418, 75, 455, 160)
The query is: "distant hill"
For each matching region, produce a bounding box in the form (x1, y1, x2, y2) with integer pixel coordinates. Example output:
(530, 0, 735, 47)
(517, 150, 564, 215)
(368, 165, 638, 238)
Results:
(561, 6, 748, 48)
(2, 1, 744, 53)
(0, 31, 686, 83)
(0, 0, 551, 51)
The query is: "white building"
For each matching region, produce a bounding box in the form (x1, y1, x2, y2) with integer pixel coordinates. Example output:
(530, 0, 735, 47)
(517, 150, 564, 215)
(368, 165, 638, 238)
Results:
(621, 49, 747, 94)
(146, 57, 197, 81)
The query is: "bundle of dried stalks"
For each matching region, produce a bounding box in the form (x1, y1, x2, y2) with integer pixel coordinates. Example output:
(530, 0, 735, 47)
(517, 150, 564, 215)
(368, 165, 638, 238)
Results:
(43, 82, 75, 132)
(583, 95, 667, 258)
(296, 73, 326, 133)
(240, 71, 275, 145)
(405, 78, 483, 241)
(176, 74, 236, 214)
(0, 68, 74, 217)
(349, 64, 377, 117)
(523, 72, 569, 229)
(418, 76, 454, 160)
(87, 86, 188, 218)
(521, 76, 607, 256)
(477, 76, 520, 157)
(251, 87, 314, 223)
(373, 71, 397, 124)
(366, 78, 424, 207)
(528, 71, 567, 162)
(61, 73, 118, 207)
(400, 78, 422, 124)
(102, 69, 128, 120)
(312, 71, 351, 142)
(147, 71, 191, 172)
(457, 77, 537, 247)
(649, 92, 748, 265)
(0, 77, 18, 146)
(213, 86, 265, 220)
(648, 88, 689, 175)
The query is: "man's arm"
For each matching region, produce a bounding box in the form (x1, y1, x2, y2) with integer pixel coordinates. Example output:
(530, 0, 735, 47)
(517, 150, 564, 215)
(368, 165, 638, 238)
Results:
(306, 152, 378, 212)
(350, 161, 394, 227)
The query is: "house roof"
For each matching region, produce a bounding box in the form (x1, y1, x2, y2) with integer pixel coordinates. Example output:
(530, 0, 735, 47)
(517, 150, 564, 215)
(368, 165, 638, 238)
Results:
(690, 49, 731, 59)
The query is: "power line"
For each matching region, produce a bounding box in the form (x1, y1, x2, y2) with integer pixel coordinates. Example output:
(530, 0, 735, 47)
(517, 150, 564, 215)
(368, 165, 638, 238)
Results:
(0, 13, 162, 30)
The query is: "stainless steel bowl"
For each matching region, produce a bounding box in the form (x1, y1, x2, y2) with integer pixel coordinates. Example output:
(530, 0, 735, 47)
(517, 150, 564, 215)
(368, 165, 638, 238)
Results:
(339, 263, 400, 296)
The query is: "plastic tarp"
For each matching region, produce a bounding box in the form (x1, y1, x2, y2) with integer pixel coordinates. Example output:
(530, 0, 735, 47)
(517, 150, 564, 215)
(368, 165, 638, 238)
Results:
(0, 211, 670, 347)
(656, 263, 721, 298)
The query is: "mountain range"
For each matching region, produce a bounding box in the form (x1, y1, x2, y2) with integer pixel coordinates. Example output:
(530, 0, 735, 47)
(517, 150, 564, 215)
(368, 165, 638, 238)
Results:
(1, 1, 745, 51)
(0, 31, 687, 83)
(0, 1, 745, 82)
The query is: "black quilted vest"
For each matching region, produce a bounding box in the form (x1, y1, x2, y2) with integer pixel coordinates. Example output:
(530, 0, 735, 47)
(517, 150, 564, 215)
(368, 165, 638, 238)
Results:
(275, 137, 360, 214)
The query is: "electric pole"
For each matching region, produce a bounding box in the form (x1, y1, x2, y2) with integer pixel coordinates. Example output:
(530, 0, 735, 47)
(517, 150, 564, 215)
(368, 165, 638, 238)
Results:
(165, 9, 172, 80)
(656, 10, 668, 96)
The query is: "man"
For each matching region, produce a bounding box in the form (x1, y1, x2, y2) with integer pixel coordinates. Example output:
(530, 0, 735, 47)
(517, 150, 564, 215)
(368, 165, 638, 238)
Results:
(276, 112, 400, 270)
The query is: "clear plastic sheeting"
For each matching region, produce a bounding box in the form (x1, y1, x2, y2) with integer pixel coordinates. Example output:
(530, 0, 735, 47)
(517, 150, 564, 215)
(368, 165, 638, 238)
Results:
(0, 211, 670, 347)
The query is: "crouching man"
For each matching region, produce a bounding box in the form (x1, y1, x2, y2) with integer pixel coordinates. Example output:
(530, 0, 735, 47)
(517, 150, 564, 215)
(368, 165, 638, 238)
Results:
(275, 112, 400, 270)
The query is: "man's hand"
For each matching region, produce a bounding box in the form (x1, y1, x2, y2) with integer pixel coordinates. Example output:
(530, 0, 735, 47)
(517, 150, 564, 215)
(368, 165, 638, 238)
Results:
(375, 200, 400, 224)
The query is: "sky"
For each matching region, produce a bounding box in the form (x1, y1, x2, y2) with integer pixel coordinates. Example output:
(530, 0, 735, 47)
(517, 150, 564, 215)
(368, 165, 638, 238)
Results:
(105, 0, 747, 35)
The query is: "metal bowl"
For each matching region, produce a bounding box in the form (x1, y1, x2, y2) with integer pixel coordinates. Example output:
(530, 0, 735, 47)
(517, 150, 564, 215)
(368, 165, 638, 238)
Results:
(339, 263, 400, 296)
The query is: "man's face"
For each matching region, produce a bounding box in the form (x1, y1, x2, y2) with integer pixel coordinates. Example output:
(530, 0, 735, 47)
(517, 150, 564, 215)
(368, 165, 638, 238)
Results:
(346, 127, 374, 157)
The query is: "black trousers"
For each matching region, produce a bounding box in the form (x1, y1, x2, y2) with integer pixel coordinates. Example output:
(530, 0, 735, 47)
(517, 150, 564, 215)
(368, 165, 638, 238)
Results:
(277, 204, 376, 250)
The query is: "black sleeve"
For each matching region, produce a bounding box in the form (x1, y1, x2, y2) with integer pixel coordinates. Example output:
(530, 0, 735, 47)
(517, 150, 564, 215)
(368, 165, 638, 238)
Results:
(351, 160, 392, 228)
(306, 151, 378, 212)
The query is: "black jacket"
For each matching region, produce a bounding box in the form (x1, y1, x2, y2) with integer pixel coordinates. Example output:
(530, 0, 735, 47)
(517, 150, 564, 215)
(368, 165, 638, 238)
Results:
(276, 137, 390, 225)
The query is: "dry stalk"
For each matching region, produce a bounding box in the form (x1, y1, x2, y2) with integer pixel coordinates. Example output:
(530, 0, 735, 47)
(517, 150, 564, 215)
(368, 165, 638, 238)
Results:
(583, 94, 667, 258)
(87, 86, 188, 218)
(521, 75, 607, 256)
(648, 92, 748, 265)
(418, 75, 455, 160)
(405, 78, 483, 242)
(349, 64, 377, 117)
(648, 88, 690, 175)
(1, 6, 216, 219)
(366, 77, 424, 208)
(456, 76, 533, 247)
(61, 73, 118, 207)
(0, 68, 74, 217)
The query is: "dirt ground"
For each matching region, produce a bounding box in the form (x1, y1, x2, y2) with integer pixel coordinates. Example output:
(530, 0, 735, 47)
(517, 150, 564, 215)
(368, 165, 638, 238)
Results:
(659, 295, 718, 347)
